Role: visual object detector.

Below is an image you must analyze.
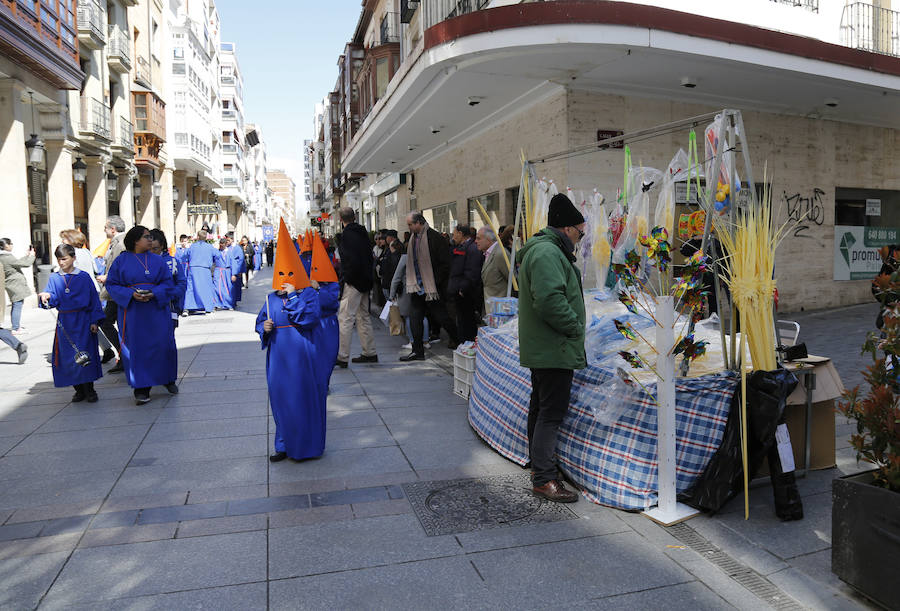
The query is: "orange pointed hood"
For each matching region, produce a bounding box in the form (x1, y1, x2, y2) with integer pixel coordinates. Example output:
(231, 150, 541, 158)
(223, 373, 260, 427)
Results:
(300, 229, 313, 253)
(92, 238, 110, 258)
(273, 218, 310, 291)
(310, 230, 338, 283)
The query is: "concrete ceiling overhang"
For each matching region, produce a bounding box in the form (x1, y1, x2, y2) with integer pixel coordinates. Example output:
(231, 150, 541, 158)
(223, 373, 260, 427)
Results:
(340, 2, 900, 175)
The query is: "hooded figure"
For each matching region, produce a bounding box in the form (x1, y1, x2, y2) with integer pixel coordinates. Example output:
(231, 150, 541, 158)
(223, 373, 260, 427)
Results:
(256, 219, 323, 462)
(310, 230, 340, 398)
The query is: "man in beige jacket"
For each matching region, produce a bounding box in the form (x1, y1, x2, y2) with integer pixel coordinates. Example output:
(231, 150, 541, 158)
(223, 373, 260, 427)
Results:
(476, 226, 509, 313)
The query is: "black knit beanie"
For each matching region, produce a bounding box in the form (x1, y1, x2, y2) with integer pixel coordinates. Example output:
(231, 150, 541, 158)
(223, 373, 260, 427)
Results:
(548, 193, 585, 228)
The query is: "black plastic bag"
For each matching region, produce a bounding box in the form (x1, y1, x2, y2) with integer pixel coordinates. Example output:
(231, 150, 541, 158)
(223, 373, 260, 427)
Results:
(679, 368, 798, 514)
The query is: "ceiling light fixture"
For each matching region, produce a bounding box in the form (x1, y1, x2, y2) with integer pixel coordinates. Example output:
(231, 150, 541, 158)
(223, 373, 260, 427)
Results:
(680, 76, 697, 89)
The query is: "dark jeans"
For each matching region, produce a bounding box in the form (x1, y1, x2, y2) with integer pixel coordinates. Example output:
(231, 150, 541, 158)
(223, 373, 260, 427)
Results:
(452, 292, 480, 342)
(527, 368, 575, 487)
(100, 301, 120, 353)
(408, 293, 458, 355)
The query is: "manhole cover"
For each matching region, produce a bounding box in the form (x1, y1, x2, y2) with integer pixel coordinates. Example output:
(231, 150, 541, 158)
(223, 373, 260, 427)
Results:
(404, 473, 577, 536)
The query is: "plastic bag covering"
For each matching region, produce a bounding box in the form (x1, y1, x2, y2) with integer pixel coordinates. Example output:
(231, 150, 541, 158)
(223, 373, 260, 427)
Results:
(612, 167, 664, 264)
(577, 190, 610, 291)
(655, 149, 690, 236)
(704, 115, 741, 215)
(531, 178, 557, 237)
(679, 367, 799, 513)
(578, 369, 641, 426)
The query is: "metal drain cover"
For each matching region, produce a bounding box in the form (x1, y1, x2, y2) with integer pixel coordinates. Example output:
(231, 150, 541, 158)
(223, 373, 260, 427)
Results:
(404, 473, 577, 536)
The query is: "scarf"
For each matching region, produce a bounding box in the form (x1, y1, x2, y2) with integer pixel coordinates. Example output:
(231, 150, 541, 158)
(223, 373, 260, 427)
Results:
(406, 228, 439, 301)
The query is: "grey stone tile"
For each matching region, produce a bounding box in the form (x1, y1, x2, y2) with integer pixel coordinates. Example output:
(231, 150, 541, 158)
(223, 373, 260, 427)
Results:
(673, 554, 772, 611)
(187, 484, 268, 505)
(164, 390, 266, 408)
(77, 524, 179, 549)
(767, 566, 862, 611)
(269, 556, 491, 610)
(0, 533, 80, 560)
(137, 502, 227, 525)
(586, 580, 728, 610)
(0, 550, 68, 609)
(0, 435, 23, 455)
(143, 417, 267, 443)
(49, 531, 266, 603)
(39, 514, 92, 536)
(36, 409, 162, 433)
(7, 424, 149, 455)
(154, 402, 265, 422)
(6, 500, 102, 524)
(89, 510, 139, 529)
(400, 438, 511, 471)
(267, 446, 412, 482)
(267, 478, 348, 497)
(268, 514, 461, 579)
(350, 499, 412, 519)
(343, 471, 419, 489)
(326, 410, 383, 429)
(100, 492, 188, 512)
(0, 520, 45, 542)
(368, 392, 468, 409)
(471, 532, 694, 605)
(382, 413, 478, 443)
(47, 582, 268, 611)
(325, 395, 373, 411)
(176, 514, 268, 539)
(0, 470, 119, 511)
(267, 505, 355, 529)
(319, 426, 395, 450)
(131, 435, 267, 464)
(226, 495, 309, 516)
(176, 378, 268, 393)
(689, 516, 790, 576)
(328, 382, 366, 396)
(0, 417, 52, 437)
(456, 513, 629, 553)
(310, 486, 389, 507)
(0, 444, 135, 481)
(110, 457, 266, 496)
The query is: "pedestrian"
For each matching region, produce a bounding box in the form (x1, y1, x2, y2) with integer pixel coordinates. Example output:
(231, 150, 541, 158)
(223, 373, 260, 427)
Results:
(265, 241, 274, 267)
(149, 229, 187, 332)
(60, 229, 115, 363)
(517, 193, 587, 503)
(476, 226, 510, 312)
(257, 219, 323, 462)
(95, 215, 127, 373)
(447, 223, 483, 342)
(184, 230, 217, 314)
(390, 241, 431, 350)
(253, 241, 262, 271)
(241, 235, 253, 286)
(0, 237, 35, 335)
(226, 233, 244, 306)
(37, 244, 104, 402)
(400, 211, 460, 362)
(335, 207, 378, 367)
(380, 230, 401, 303)
(213, 238, 234, 310)
(0, 258, 27, 364)
(105, 225, 178, 405)
(309, 232, 341, 397)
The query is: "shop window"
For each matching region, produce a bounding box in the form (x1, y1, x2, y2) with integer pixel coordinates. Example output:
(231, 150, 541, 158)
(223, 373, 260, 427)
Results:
(423, 202, 457, 234)
(467, 192, 500, 229)
(376, 57, 389, 99)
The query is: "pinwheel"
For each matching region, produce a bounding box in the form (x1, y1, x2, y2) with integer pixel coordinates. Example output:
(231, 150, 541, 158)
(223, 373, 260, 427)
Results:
(613, 318, 657, 352)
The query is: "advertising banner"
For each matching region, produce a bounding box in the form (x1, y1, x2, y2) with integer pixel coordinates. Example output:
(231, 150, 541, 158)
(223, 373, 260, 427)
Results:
(833, 225, 899, 280)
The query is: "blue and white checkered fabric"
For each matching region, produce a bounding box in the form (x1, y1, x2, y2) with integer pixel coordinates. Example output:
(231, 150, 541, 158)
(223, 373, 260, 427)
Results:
(468, 327, 737, 510)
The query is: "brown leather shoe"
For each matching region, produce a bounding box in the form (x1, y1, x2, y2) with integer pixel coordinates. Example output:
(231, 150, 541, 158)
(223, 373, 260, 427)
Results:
(533, 480, 578, 503)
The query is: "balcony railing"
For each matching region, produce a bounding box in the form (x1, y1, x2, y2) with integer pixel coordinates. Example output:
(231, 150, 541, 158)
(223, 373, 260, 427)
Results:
(770, 0, 818, 13)
(79, 97, 111, 140)
(135, 55, 151, 87)
(222, 109, 235, 119)
(107, 26, 132, 71)
(378, 12, 401, 45)
(422, 0, 489, 30)
(220, 74, 235, 85)
(117, 116, 133, 149)
(841, 2, 900, 57)
(76, 0, 105, 46)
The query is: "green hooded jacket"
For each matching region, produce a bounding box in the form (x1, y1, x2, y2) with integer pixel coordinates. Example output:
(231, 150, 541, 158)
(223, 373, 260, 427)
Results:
(516, 227, 586, 370)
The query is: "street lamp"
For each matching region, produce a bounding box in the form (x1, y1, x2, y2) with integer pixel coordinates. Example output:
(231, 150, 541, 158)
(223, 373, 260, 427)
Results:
(24, 91, 44, 167)
(152, 182, 162, 198)
(72, 157, 87, 183)
(172, 186, 180, 202)
(132, 177, 142, 200)
(106, 170, 118, 199)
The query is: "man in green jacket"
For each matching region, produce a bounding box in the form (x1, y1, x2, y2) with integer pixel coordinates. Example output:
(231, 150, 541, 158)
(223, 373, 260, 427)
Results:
(517, 193, 586, 503)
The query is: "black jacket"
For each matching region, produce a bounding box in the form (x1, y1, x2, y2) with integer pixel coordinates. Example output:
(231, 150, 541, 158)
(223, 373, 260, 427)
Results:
(338, 222, 374, 292)
(410, 227, 452, 295)
(447, 238, 483, 297)
(380, 249, 401, 291)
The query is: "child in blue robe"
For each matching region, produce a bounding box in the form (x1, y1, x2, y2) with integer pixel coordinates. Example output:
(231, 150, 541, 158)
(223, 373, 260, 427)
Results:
(213, 239, 234, 310)
(305, 238, 341, 395)
(184, 232, 217, 313)
(105, 226, 178, 405)
(253, 243, 262, 270)
(150, 229, 187, 329)
(38, 244, 105, 402)
(229, 237, 244, 305)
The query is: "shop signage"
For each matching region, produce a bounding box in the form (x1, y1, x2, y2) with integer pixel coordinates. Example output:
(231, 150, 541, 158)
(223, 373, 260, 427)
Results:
(866, 199, 881, 216)
(833, 225, 900, 280)
(187, 203, 221, 215)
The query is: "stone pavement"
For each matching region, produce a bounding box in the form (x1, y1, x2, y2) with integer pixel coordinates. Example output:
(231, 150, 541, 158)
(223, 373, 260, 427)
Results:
(0, 270, 879, 610)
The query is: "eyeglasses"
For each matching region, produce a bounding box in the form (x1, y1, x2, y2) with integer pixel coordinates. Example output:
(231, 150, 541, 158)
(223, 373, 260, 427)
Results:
(574, 227, 585, 239)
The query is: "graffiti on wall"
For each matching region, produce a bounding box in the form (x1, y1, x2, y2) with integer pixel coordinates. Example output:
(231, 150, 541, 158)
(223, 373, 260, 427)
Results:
(784, 188, 825, 238)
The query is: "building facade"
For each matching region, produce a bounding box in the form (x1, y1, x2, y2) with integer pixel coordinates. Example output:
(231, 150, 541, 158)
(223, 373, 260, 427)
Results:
(317, 0, 900, 311)
(267, 169, 297, 234)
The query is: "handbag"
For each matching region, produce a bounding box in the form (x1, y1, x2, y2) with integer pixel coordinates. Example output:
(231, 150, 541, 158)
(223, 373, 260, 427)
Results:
(388, 304, 403, 336)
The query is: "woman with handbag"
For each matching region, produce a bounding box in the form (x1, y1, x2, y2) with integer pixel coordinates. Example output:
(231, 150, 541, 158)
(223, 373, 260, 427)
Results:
(105, 226, 177, 405)
(0, 237, 35, 335)
(38, 244, 105, 402)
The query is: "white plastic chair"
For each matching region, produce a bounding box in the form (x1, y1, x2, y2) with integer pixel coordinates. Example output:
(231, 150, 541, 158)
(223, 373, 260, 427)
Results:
(776, 320, 800, 347)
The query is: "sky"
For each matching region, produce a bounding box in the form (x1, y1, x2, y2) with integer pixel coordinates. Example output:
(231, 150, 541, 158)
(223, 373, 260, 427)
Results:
(216, 1, 363, 216)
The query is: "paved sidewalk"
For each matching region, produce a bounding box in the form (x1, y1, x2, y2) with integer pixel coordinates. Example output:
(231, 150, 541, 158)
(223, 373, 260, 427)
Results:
(0, 271, 878, 609)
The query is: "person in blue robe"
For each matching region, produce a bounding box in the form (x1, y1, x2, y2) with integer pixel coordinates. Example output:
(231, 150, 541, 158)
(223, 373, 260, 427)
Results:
(213, 239, 234, 310)
(227, 234, 244, 305)
(306, 240, 341, 400)
(253, 243, 262, 270)
(256, 282, 323, 462)
(150, 229, 187, 329)
(184, 231, 217, 313)
(38, 244, 105, 402)
(105, 225, 178, 405)
(174, 235, 191, 316)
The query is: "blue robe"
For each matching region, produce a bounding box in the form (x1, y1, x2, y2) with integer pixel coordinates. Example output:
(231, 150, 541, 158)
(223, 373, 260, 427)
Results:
(184, 241, 217, 313)
(256, 289, 323, 459)
(41, 270, 105, 388)
(161, 253, 188, 318)
(106, 252, 177, 389)
(253, 245, 262, 270)
(312, 282, 340, 396)
(230, 245, 244, 303)
(213, 249, 234, 310)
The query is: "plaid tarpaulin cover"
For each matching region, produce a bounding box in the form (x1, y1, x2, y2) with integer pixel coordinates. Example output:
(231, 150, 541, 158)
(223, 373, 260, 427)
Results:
(468, 327, 738, 510)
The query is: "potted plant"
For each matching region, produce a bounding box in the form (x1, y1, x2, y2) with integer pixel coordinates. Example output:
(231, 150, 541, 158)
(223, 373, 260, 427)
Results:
(832, 262, 900, 610)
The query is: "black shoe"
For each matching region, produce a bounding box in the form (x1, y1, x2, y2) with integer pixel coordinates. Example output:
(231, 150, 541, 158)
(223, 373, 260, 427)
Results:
(351, 354, 378, 363)
(71, 390, 86, 403)
(399, 352, 425, 362)
(334, 360, 348, 369)
(101, 349, 115, 364)
(165, 382, 179, 394)
(15, 343, 27, 365)
(86, 391, 98, 403)
(134, 390, 151, 405)
(269, 451, 288, 463)
(109, 360, 124, 373)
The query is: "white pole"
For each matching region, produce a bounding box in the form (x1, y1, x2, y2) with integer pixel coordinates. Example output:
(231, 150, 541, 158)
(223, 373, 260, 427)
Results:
(643, 295, 699, 526)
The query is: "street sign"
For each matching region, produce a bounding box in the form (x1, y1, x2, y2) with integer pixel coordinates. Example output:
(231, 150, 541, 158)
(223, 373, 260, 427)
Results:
(187, 203, 221, 215)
